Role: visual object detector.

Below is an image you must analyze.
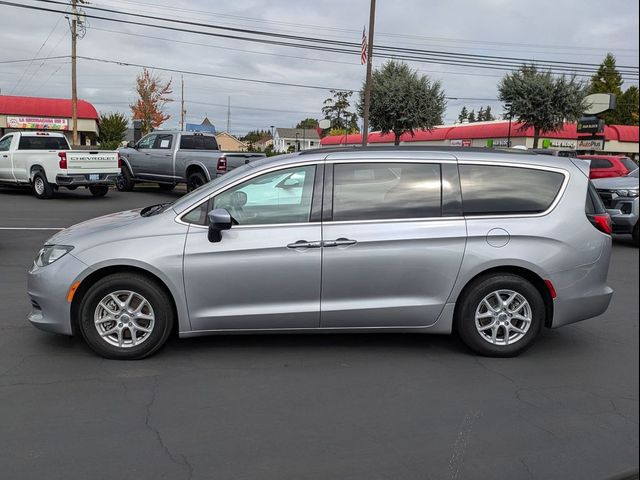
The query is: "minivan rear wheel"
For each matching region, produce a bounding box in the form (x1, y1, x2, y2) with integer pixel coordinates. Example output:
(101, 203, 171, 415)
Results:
(77, 273, 174, 360)
(455, 274, 544, 357)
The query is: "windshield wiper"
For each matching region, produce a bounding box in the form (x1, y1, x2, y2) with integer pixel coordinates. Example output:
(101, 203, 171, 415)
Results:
(140, 203, 170, 217)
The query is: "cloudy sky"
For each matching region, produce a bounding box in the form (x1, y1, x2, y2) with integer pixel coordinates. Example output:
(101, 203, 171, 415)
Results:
(1, 0, 638, 135)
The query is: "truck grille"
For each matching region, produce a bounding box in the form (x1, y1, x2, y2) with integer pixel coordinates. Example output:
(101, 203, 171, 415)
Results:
(596, 189, 616, 208)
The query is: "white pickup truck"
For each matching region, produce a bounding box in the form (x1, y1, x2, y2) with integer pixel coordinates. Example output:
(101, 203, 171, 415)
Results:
(0, 131, 120, 199)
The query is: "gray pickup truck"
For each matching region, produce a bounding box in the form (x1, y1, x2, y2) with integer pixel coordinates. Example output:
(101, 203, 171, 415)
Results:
(593, 168, 639, 246)
(117, 131, 265, 192)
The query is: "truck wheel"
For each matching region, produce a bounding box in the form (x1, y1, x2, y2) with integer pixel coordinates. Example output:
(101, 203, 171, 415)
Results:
(32, 171, 54, 199)
(187, 171, 207, 192)
(116, 165, 135, 192)
(158, 183, 176, 191)
(89, 185, 109, 197)
(633, 222, 639, 247)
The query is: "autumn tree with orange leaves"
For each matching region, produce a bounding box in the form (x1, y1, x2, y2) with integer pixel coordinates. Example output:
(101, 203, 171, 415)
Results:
(130, 69, 173, 135)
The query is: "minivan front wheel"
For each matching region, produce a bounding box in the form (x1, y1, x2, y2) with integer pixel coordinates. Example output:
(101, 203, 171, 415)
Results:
(77, 273, 174, 359)
(455, 274, 544, 357)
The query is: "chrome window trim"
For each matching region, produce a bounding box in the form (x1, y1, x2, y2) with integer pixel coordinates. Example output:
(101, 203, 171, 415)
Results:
(175, 160, 321, 227)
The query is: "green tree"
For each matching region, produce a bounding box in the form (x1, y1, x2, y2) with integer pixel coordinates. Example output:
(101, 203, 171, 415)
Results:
(98, 112, 128, 150)
(358, 60, 446, 145)
(589, 53, 625, 124)
(618, 86, 639, 125)
(498, 65, 587, 148)
(322, 90, 358, 132)
(468, 110, 476, 122)
(484, 105, 495, 121)
(458, 106, 468, 122)
(295, 118, 319, 129)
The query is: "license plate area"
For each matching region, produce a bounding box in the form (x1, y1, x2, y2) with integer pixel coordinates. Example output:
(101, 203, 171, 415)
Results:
(88, 174, 100, 181)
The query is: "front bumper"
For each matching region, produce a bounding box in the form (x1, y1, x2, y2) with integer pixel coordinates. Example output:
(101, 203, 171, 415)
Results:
(27, 253, 90, 336)
(56, 173, 118, 187)
(597, 191, 639, 234)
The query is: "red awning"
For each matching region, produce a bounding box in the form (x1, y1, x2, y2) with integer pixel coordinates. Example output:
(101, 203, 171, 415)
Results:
(0, 95, 99, 120)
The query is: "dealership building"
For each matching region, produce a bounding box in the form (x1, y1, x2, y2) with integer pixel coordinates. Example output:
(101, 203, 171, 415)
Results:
(320, 121, 639, 159)
(0, 95, 100, 145)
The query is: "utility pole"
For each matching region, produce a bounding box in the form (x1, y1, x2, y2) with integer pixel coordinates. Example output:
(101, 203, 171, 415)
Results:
(226, 96, 231, 133)
(180, 75, 185, 131)
(70, 0, 78, 146)
(361, 0, 376, 147)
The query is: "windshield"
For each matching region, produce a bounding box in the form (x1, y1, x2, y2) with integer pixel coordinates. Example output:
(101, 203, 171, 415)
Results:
(628, 168, 639, 178)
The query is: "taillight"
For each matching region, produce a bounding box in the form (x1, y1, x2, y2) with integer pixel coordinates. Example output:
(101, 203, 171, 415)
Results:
(589, 213, 613, 235)
(117, 153, 122, 169)
(216, 156, 227, 173)
(58, 151, 67, 169)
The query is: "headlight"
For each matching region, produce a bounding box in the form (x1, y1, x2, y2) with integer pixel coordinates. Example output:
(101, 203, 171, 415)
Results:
(35, 245, 74, 267)
(615, 189, 639, 197)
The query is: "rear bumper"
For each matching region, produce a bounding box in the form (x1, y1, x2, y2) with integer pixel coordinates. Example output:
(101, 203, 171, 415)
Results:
(56, 173, 118, 187)
(548, 235, 614, 328)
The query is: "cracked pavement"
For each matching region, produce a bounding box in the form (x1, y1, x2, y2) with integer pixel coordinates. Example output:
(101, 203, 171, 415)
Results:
(0, 187, 638, 480)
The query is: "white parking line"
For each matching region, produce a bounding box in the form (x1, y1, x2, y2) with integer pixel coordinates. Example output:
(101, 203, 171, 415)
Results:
(0, 227, 65, 231)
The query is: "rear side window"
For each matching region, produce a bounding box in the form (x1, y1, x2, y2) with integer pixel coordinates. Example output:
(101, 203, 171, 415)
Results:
(180, 135, 219, 150)
(590, 159, 613, 169)
(332, 163, 442, 221)
(459, 164, 565, 216)
(621, 157, 638, 172)
(18, 135, 69, 150)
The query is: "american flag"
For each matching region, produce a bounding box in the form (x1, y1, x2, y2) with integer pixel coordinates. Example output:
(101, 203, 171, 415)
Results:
(361, 28, 367, 65)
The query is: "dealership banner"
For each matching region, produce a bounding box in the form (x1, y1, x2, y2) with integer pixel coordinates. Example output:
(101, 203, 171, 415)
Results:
(7, 116, 69, 130)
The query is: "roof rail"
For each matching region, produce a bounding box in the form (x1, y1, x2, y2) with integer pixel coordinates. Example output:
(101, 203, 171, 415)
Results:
(299, 145, 532, 155)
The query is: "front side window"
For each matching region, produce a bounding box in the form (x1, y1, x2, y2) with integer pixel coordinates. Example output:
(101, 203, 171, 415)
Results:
(621, 157, 638, 172)
(183, 165, 316, 226)
(459, 164, 565, 216)
(0, 135, 13, 151)
(332, 163, 442, 221)
(137, 134, 156, 149)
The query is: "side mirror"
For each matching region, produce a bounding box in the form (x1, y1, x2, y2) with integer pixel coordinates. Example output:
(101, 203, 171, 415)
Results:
(207, 208, 232, 242)
(126, 141, 137, 149)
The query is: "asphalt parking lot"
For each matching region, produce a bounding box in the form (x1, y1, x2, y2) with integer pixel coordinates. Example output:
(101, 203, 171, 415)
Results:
(0, 185, 638, 480)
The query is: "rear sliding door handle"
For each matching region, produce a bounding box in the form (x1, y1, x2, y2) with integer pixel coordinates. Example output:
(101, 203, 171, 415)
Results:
(287, 240, 322, 249)
(324, 238, 357, 247)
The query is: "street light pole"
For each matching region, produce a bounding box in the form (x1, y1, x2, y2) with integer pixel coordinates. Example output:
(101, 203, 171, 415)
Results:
(506, 102, 513, 148)
(361, 0, 377, 147)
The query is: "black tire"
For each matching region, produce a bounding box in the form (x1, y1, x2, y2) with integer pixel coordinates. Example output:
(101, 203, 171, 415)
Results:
(186, 170, 207, 192)
(158, 183, 176, 191)
(454, 274, 545, 357)
(633, 222, 639, 248)
(32, 171, 54, 199)
(89, 185, 109, 197)
(116, 165, 135, 192)
(77, 273, 174, 360)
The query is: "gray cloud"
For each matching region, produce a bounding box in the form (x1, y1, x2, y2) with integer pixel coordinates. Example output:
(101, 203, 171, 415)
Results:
(1, 0, 637, 134)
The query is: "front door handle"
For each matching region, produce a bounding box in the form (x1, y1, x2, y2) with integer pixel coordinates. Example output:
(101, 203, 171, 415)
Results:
(324, 238, 357, 247)
(287, 240, 322, 249)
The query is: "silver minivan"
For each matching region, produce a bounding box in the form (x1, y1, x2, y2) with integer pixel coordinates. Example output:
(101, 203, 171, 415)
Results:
(27, 147, 614, 359)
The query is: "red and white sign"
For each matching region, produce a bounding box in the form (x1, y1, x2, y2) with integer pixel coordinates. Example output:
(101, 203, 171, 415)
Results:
(7, 116, 69, 131)
(576, 138, 605, 150)
(450, 139, 472, 147)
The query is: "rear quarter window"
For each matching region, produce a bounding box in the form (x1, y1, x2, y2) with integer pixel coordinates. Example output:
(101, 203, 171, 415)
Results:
(180, 135, 219, 150)
(459, 164, 565, 216)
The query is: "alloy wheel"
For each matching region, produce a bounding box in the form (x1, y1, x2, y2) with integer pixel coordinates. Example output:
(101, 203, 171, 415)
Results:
(474, 289, 532, 346)
(93, 290, 155, 348)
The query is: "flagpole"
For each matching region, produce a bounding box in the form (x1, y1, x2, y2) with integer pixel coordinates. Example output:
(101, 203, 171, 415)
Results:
(361, 0, 376, 147)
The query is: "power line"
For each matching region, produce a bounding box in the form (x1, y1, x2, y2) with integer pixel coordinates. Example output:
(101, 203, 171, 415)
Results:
(13, 0, 639, 78)
(100, 0, 640, 54)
